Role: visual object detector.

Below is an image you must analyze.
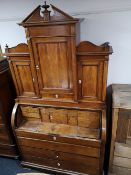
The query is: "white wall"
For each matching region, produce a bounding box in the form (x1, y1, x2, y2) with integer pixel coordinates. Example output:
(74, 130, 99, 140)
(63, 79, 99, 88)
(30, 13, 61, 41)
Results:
(0, 0, 131, 85)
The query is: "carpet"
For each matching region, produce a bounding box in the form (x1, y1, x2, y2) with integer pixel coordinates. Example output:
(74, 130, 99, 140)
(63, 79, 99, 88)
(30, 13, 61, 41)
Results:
(0, 157, 37, 175)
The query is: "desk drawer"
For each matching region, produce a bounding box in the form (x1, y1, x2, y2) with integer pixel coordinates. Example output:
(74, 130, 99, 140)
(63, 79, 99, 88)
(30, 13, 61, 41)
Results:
(18, 137, 100, 158)
(23, 154, 99, 175)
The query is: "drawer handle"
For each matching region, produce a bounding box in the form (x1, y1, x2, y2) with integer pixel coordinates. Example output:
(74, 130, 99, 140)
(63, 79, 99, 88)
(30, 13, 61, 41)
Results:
(55, 94, 58, 98)
(56, 155, 59, 159)
(78, 80, 82, 84)
(36, 65, 39, 69)
(50, 115, 53, 120)
(53, 136, 56, 141)
(57, 163, 61, 167)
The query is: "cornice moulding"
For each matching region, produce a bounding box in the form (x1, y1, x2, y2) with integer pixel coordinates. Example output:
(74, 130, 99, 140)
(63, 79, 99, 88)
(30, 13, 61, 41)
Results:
(0, 6, 131, 22)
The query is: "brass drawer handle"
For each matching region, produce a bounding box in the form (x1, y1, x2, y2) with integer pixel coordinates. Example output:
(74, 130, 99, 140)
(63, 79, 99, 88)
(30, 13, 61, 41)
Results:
(53, 136, 56, 141)
(57, 163, 61, 167)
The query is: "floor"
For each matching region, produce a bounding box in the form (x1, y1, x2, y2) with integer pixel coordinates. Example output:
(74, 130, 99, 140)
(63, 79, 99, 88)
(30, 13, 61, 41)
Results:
(0, 157, 37, 175)
(0, 156, 113, 175)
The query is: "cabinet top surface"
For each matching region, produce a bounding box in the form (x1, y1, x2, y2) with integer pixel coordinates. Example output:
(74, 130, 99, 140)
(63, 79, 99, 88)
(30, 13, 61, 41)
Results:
(112, 84, 131, 109)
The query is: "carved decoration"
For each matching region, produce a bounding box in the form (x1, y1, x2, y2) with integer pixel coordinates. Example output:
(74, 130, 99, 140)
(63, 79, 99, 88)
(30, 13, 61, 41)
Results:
(41, 1, 51, 21)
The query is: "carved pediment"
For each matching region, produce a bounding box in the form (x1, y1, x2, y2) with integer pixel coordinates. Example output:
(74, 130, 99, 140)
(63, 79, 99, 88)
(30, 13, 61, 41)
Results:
(20, 2, 78, 26)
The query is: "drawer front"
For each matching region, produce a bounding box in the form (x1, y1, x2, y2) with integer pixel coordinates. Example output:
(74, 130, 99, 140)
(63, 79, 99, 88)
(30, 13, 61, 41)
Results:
(20, 106, 41, 120)
(20, 145, 99, 167)
(18, 137, 100, 158)
(40, 108, 68, 124)
(16, 130, 101, 148)
(77, 111, 100, 129)
(23, 154, 99, 175)
(43, 93, 74, 101)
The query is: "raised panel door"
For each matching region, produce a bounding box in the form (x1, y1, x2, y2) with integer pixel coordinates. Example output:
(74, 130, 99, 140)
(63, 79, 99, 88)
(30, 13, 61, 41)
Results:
(12, 61, 38, 97)
(30, 37, 74, 101)
(78, 60, 103, 102)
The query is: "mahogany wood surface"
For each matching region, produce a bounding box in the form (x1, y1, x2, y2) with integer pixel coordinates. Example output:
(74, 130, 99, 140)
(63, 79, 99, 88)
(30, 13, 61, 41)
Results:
(5, 2, 112, 175)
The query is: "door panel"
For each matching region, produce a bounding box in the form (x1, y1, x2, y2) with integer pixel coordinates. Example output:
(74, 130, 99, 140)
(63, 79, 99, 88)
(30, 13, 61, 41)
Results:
(38, 42, 69, 89)
(78, 60, 103, 101)
(12, 61, 37, 97)
(31, 37, 74, 100)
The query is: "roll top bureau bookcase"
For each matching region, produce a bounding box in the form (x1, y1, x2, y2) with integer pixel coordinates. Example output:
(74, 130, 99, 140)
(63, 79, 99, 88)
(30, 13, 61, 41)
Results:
(5, 3, 112, 175)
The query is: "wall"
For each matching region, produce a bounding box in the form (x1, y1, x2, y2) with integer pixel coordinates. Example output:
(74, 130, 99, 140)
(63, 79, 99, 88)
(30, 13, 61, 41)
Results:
(0, 0, 131, 85)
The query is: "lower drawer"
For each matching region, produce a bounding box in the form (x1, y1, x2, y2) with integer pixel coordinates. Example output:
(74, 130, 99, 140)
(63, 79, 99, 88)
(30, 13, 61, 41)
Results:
(23, 154, 99, 175)
(20, 145, 99, 167)
(18, 137, 100, 158)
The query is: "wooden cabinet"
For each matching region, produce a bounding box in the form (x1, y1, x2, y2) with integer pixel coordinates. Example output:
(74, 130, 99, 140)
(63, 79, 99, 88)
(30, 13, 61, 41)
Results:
(6, 44, 39, 98)
(0, 57, 17, 158)
(5, 2, 112, 175)
(77, 41, 110, 102)
(109, 84, 131, 175)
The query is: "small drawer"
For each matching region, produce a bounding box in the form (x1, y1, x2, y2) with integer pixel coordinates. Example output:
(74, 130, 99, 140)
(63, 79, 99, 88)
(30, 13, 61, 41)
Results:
(21, 106, 41, 119)
(49, 109, 68, 124)
(68, 110, 78, 126)
(43, 93, 74, 101)
(78, 111, 100, 129)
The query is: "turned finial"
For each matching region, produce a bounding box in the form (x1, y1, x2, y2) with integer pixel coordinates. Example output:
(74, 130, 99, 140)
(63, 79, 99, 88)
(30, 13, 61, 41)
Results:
(41, 1, 51, 21)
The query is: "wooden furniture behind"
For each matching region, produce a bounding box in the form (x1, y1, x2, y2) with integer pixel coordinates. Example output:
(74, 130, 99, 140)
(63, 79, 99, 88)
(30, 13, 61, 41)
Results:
(5, 3, 112, 175)
(0, 57, 17, 158)
(109, 84, 131, 175)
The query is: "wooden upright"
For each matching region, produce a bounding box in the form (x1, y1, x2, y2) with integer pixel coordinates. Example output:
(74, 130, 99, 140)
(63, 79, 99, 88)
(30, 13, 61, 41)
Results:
(5, 3, 112, 175)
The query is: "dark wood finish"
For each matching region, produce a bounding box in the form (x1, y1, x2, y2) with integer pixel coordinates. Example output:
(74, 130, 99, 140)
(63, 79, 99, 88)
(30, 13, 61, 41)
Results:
(109, 84, 131, 174)
(0, 57, 18, 158)
(5, 2, 112, 175)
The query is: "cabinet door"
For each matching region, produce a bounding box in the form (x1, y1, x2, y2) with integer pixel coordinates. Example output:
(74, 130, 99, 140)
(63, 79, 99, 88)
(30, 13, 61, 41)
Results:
(11, 60, 38, 97)
(78, 59, 103, 102)
(30, 37, 74, 101)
